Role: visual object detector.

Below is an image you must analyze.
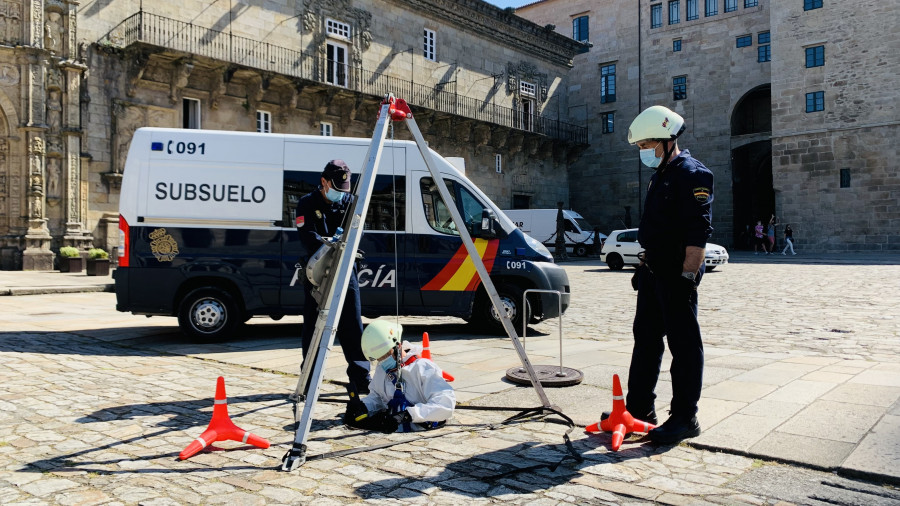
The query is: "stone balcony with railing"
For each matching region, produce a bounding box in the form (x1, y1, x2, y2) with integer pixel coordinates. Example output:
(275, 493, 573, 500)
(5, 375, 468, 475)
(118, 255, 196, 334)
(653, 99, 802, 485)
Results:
(97, 11, 588, 145)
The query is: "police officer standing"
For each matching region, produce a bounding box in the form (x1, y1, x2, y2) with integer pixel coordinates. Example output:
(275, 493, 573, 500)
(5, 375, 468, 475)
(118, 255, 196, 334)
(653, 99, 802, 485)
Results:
(625, 106, 714, 444)
(296, 160, 371, 394)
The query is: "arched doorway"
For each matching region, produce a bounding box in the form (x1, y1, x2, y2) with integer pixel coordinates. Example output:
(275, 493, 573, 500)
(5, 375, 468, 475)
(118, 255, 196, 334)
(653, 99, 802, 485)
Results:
(731, 86, 772, 250)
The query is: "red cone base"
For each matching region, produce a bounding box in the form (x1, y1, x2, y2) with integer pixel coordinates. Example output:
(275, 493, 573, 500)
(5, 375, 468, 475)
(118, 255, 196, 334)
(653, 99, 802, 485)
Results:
(585, 374, 656, 451)
(179, 376, 270, 460)
(421, 332, 455, 382)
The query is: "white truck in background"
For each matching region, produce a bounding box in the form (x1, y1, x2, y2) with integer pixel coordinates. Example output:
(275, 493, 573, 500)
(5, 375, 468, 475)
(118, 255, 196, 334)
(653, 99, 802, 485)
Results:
(503, 209, 605, 257)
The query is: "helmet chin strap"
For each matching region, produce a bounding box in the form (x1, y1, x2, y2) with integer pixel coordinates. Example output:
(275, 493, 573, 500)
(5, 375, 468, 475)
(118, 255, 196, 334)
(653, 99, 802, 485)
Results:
(657, 140, 676, 171)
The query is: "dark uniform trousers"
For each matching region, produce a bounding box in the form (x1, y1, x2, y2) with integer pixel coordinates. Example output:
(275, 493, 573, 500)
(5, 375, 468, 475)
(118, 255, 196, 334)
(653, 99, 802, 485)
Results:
(628, 262, 704, 418)
(301, 270, 370, 391)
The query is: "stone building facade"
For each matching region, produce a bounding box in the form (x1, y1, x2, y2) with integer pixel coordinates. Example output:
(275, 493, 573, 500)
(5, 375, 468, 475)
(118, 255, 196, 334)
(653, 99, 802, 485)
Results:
(518, 0, 900, 251)
(0, 0, 587, 270)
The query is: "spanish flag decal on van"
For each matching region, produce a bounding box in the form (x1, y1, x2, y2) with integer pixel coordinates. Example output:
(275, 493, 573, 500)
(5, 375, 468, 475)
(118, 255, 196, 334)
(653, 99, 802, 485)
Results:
(422, 239, 499, 291)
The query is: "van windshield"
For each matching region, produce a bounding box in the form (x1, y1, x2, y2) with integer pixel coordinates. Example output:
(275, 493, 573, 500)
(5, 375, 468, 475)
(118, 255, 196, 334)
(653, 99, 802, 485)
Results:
(575, 217, 593, 233)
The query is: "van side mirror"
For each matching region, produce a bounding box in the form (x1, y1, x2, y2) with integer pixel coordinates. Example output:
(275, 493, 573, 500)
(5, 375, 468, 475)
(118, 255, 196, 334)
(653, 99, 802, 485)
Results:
(473, 209, 505, 239)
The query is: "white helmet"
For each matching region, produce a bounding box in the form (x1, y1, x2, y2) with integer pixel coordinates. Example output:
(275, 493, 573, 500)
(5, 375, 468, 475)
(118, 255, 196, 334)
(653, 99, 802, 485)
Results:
(627, 105, 686, 145)
(361, 320, 403, 361)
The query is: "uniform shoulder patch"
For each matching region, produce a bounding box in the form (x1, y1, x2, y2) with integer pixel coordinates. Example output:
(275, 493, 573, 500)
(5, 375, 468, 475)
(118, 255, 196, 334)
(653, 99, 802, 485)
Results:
(693, 187, 711, 203)
(295, 216, 305, 228)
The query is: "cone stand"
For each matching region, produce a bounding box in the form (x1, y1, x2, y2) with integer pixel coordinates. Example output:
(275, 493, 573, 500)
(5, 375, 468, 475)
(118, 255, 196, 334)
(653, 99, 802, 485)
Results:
(585, 374, 656, 451)
(179, 376, 270, 460)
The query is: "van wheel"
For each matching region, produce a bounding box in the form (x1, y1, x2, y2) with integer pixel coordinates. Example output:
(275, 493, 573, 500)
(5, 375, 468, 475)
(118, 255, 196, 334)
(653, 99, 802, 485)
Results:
(574, 244, 588, 257)
(473, 283, 530, 335)
(178, 287, 240, 340)
(606, 253, 625, 270)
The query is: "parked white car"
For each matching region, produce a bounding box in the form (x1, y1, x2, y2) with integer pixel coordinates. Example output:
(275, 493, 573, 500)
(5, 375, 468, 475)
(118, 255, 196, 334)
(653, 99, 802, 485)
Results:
(599, 229, 642, 270)
(600, 228, 728, 271)
(704, 243, 729, 271)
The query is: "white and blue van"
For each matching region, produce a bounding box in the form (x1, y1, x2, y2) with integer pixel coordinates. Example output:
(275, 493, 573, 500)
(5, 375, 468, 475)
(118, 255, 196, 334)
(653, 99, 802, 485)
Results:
(114, 128, 570, 339)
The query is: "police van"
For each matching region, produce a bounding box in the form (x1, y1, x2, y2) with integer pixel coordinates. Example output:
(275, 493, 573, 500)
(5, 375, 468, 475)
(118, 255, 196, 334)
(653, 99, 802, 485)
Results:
(114, 128, 570, 339)
(503, 208, 605, 257)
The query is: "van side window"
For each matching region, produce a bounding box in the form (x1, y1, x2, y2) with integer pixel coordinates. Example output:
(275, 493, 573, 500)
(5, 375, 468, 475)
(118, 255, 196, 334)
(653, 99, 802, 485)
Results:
(420, 177, 485, 236)
(282, 172, 402, 230)
(421, 177, 459, 235)
(283, 171, 322, 225)
(365, 175, 406, 231)
(564, 220, 577, 233)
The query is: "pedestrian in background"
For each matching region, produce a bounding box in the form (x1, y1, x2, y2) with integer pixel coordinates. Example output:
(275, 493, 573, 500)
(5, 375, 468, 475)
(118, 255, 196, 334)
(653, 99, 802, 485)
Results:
(754, 220, 766, 255)
(767, 215, 777, 253)
(782, 224, 797, 255)
(616, 105, 713, 444)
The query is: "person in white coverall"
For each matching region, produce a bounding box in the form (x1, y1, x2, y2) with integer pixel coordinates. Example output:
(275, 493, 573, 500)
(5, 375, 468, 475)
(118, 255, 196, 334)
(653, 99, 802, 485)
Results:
(343, 320, 455, 433)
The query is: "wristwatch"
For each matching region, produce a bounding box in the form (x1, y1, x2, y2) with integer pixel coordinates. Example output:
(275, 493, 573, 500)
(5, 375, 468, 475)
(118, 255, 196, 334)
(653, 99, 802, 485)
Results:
(681, 271, 696, 282)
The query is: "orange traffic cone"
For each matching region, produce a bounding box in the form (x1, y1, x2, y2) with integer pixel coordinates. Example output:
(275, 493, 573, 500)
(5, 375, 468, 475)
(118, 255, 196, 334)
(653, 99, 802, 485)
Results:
(178, 376, 270, 460)
(421, 332, 455, 382)
(585, 374, 656, 451)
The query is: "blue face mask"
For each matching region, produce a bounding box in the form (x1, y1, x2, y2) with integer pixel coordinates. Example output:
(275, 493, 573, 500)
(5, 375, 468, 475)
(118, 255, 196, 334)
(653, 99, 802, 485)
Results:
(640, 147, 663, 168)
(379, 356, 398, 372)
(326, 187, 344, 203)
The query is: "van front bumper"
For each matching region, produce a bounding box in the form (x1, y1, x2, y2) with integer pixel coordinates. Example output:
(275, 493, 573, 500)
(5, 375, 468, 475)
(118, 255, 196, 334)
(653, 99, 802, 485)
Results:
(527, 262, 570, 319)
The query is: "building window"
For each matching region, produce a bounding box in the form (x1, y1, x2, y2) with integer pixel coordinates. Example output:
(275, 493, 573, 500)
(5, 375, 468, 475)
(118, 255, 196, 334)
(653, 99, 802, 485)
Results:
(673, 39, 682, 52)
(736, 35, 752, 48)
(744, 0, 758, 7)
(600, 64, 616, 103)
(758, 31, 770, 62)
(495, 154, 502, 174)
(182, 98, 200, 129)
(519, 98, 535, 132)
(423, 29, 436, 61)
(687, 0, 699, 20)
(840, 168, 851, 188)
(326, 19, 350, 40)
(704, 0, 717, 16)
(601, 112, 614, 133)
(520, 81, 536, 97)
(512, 194, 531, 209)
(805, 45, 825, 67)
(256, 111, 271, 133)
(651, 4, 662, 28)
(326, 41, 348, 87)
(320, 122, 333, 136)
(673, 76, 687, 100)
(806, 91, 824, 112)
(669, 0, 680, 24)
(572, 15, 589, 42)
(725, 0, 738, 12)
(804, 0, 823, 10)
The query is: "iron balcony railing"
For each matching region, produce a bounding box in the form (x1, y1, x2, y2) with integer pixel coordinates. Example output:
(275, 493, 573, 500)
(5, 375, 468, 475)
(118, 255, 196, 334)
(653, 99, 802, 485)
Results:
(101, 11, 588, 144)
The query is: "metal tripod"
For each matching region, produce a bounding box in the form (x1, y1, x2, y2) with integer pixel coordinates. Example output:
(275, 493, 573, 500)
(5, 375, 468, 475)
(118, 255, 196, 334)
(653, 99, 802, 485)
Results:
(282, 94, 554, 471)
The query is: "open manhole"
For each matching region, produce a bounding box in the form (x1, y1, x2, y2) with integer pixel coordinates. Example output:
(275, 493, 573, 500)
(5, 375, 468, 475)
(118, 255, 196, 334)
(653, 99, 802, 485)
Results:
(505, 365, 584, 387)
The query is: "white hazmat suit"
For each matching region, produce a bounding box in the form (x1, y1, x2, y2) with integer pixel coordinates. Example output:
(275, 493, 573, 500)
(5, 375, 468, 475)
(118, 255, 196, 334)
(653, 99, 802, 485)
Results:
(361, 355, 455, 431)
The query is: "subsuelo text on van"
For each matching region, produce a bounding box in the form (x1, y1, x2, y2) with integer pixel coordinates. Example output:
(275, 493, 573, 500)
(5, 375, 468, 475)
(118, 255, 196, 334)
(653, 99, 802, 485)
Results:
(154, 183, 267, 203)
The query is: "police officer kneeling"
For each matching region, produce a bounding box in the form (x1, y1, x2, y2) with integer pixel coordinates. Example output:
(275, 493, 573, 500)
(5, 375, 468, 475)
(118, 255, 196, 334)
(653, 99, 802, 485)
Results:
(344, 321, 456, 433)
(622, 105, 714, 444)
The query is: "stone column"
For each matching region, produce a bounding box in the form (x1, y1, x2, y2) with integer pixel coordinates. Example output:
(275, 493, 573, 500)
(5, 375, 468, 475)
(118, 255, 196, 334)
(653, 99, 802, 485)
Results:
(62, 63, 90, 247)
(22, 132, 53, 270)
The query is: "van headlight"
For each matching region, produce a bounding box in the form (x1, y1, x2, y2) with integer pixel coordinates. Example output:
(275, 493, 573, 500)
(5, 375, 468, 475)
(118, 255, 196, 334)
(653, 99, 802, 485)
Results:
(524, 234, 552, 259)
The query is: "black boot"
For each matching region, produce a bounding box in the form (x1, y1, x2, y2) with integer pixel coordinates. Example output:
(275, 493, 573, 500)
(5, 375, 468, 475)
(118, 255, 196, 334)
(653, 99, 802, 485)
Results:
(600, 409, 657, 426)
(648, 413, 701, 444)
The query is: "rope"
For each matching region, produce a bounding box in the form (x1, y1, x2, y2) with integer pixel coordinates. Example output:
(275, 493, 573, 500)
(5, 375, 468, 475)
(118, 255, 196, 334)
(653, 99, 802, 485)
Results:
(309, 395, 584, 476)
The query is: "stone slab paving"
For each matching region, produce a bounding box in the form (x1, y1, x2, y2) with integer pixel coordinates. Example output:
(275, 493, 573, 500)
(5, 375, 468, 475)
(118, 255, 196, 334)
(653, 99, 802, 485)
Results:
(1, 252, 900, 503)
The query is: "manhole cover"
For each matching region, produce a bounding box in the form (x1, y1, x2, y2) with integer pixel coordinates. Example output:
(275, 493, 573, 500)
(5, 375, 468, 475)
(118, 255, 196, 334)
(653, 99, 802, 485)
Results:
(505, 365, 584, 387)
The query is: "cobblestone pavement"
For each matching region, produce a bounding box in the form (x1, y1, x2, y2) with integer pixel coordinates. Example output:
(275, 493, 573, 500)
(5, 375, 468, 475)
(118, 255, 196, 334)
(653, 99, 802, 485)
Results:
(1, 253, 900, 504)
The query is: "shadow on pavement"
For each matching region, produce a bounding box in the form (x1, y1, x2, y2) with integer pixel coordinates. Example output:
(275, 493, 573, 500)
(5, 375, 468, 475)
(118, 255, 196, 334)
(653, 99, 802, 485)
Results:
(22, 392, 303, 475)
(354, 431, 663, 499)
